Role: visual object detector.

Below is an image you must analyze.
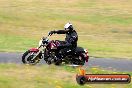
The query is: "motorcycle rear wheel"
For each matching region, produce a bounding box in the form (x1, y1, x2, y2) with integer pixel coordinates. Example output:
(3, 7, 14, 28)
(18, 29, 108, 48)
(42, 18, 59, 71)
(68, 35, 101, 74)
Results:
(73, 55, 85, 65)
(54, 59, 62, 66)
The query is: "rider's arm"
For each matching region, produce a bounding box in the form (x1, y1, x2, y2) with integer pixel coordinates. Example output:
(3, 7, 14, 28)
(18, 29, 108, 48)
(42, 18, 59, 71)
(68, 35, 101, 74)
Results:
(49, 30, 68, 36)
(54, 30, 68, 34)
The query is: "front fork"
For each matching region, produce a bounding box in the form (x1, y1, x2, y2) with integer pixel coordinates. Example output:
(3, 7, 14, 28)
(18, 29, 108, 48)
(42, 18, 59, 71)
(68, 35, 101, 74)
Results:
(29, 51, 42, 64)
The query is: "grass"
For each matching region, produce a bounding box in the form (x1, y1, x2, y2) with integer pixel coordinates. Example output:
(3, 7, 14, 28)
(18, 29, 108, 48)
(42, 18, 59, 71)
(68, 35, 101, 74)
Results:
(0, 0, 132, 58)
(0, 34, 37, 52)
(0, 1, 131, 87)
(0, 64, 131, 88)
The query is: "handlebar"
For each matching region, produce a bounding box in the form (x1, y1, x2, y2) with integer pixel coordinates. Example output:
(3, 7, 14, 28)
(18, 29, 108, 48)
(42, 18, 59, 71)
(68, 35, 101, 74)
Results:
(42, 31, 54, 40)
(46, 34, 51, 39)
(48, 33, 51, 37)
(42, 33, 51, 40)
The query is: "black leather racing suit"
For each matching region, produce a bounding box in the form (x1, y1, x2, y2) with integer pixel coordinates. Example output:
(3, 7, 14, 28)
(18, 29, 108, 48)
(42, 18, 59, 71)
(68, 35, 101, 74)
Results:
(54, 30, 78, 59)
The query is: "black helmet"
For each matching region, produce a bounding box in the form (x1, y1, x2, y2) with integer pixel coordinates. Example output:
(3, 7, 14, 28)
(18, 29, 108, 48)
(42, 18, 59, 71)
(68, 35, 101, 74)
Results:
(64, 23, 73, 31)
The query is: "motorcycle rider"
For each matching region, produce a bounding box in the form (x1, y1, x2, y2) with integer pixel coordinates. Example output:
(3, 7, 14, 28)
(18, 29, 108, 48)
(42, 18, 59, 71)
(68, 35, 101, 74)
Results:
(48, 22, 78, 64)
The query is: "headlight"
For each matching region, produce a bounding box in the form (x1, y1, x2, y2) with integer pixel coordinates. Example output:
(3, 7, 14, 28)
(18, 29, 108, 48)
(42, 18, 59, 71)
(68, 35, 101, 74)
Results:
(39, 40, 42, 47)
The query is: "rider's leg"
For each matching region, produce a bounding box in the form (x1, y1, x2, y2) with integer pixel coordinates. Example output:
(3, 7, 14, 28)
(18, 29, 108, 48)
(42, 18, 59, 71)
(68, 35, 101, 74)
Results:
(56, 41, 73, 61)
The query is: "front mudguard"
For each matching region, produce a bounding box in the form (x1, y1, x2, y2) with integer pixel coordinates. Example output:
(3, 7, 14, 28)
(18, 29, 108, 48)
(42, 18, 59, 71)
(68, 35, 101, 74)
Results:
(29, 48, 39, 52)
(29, 48, 42, 59)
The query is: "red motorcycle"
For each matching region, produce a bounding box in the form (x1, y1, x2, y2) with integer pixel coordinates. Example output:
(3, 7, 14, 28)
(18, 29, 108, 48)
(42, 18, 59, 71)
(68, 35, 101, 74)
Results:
(22, 34, 89, 65)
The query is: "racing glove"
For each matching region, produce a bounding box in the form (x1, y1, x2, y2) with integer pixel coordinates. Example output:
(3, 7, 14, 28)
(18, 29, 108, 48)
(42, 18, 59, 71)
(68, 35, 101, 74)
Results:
(48, 31, 56, 36)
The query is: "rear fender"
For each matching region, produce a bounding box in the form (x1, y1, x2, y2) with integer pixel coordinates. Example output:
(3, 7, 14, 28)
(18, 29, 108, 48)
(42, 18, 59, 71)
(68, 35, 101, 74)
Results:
(29, 48, 39, 52)
(80, 49, 89, 62)
(84, 49, 89, 62)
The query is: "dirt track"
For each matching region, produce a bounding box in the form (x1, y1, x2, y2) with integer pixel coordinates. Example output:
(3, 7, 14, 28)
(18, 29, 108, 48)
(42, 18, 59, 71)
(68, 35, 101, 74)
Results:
(0, 52, 132, 72)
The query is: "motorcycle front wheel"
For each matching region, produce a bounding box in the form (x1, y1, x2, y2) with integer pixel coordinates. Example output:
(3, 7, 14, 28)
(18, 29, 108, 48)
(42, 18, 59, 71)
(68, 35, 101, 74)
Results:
(22, 50, 41, 65)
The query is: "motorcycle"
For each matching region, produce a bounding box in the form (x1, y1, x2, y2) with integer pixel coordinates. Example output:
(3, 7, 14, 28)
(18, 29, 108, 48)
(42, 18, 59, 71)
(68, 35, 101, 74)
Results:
(22, 34, 89, 65)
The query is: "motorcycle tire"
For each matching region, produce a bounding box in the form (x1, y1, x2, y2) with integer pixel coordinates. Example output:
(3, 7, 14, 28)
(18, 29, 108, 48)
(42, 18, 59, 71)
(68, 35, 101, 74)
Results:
(54, 59, 62, 66)
(22, 50, 30, 64)
(73, 55, 85, 65)
(22, 50, 41, 65)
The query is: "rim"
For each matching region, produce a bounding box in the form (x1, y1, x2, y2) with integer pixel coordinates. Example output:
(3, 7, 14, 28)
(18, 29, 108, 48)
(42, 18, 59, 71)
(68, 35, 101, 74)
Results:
(24, 52, 36, 65)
